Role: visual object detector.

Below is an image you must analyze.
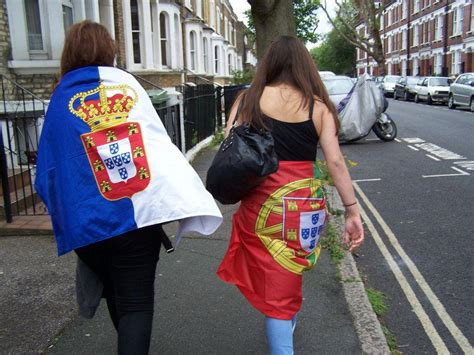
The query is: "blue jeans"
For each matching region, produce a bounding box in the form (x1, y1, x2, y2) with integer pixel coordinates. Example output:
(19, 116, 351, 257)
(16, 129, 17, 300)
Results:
(265, 315, 298, 355)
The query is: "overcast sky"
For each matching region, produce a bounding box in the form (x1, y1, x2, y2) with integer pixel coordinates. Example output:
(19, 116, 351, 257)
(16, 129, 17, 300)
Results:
(228, 1, 337, 49)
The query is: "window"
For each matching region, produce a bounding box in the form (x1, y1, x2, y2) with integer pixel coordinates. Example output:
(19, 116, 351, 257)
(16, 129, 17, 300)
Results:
(160, 12, 170, 67)
(413, 57, 419, 76)
(210, 0, 215, 30)
(471, 5, 474, 31)
(414, 0, 419, 13)
(214, 45, 219, 74)
(434, 54, 442, 75)
(228, 53, 232, 74)
(403, 0, 408, 19)
(388, 36, 392, 53)
(203, 37, 208, 73)
(380, 13, 384, 29)
(451, 51, 461, 75)
(402, 30, 407, 49)
(24, 0, 43, 50)
(414, 25, 419, 46)
(216, 7, 220, 34)
(452, 7, 462, 35)
(131, 0, 141, 63)
(189, 31, 196, 70)
(62, 4, 73, 35)
(150, 4, 157, 66)
(388, 9, 392, 26)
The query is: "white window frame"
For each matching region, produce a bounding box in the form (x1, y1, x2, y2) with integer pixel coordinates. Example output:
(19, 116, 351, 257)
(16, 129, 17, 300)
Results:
(388, 9, 392, 26)
(402, 29, 407, 49)
(414, 0, 420, 13)
(130, 0, 143, 65)
(403, 0, 408, 19)
(388, 35, 392, 53)
(214, 45, 219, 74)
(203, 37, 209, 73)
(414, 24, 419, 46)
(25, 0, 45, 52)
(160, 12, 170, 68)
(413, 57, 419, 76)
(189, 30, 197, 71)
(471, 4, 474, 32)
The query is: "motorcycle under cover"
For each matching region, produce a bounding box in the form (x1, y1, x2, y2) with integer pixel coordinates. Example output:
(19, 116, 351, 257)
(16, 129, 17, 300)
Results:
(338, 73, 384, 141)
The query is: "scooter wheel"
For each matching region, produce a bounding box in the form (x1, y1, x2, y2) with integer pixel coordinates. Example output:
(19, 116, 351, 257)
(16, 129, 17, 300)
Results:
(372, 119, 397, 142)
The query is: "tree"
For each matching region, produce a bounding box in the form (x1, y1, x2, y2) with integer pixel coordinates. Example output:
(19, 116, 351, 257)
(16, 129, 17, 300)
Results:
(310, 23, 356, 75)
(319, 0, 386, 75)
(247, 0, 320, 60)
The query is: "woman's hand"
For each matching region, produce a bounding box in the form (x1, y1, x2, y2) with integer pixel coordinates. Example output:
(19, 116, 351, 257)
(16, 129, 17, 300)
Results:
(343, 206, 364, 252)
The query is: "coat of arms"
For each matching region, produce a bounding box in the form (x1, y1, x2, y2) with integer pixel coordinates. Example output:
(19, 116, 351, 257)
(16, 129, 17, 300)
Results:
(69, 84, 150, 200)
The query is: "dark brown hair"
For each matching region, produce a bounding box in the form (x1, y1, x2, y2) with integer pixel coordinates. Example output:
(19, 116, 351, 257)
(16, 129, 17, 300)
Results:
(239, 36, 339, 133)
(60, 20, 116, 78)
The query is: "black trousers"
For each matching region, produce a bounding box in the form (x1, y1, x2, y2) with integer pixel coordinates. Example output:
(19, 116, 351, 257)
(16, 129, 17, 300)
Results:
(75, 225, 163, 355)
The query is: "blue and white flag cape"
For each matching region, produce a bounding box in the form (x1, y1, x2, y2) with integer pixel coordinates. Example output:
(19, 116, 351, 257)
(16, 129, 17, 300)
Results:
(35, 66, 222, 255)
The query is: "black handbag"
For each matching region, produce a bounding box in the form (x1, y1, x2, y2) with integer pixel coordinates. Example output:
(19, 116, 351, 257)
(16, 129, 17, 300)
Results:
(206, 103, 279, 205)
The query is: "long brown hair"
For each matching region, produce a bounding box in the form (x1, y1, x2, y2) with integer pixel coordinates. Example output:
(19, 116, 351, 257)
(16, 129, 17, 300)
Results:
(60, 20, 115, 78)
(239, 36, 339, 133)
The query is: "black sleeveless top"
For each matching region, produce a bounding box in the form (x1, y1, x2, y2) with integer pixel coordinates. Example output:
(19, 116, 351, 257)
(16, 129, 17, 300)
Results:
(264, 99, 319, 161)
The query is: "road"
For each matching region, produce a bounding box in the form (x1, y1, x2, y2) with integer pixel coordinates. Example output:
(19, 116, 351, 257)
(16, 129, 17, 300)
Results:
(339, 99, 473, 354)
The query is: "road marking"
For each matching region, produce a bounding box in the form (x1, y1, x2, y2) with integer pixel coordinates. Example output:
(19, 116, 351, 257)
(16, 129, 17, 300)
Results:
(426, 154, 440, 161)
(365, 138, 381, 141)
(394, 138, 402, 143)
(414, 143, 466, 160)
(423, 167, 470, 178)
(454, 161, 474, 171)
(353, 178, 382, 182)
(403, 138, 425, 144)
(451, 167, 470, 175)
(408, 145, 419, 151)
(354, 183, 473, 353)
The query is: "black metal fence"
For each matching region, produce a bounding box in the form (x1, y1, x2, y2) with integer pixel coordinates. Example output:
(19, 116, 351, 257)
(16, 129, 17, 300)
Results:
(181, 84, 217, 150)
(0, 75, 48, 221)
(155, 103, 182, 149)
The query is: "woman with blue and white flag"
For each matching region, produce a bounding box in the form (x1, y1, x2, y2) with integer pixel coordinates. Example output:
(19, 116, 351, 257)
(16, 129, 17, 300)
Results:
(35, 21, 222, 354)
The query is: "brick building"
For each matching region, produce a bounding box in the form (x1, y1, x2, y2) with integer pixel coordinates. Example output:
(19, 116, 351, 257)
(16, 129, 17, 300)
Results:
(0, 0, 249, 99)
(356, 0, 474, 77)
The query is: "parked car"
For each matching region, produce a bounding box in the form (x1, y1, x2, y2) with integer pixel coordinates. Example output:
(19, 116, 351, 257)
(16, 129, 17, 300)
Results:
(448, 73, 474, 112)
(380, 75, 401, 97)
(414, 77, 450, 104)
(319, 71, 336, 79)
(393, 76, 420, 101)
(322, 76, 355, 107)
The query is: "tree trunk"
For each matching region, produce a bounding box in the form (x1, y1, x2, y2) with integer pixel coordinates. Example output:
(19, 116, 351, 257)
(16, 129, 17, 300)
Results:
(249, 0, 296, 60)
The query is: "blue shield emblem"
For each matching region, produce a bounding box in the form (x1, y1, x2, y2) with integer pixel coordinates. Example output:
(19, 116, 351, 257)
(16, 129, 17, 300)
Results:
(301, 228, 310, 240)
(109, 143, 119, 154)
(311, 227, 318, 238)
(312, 213, 319, 225)
(112, 155, 123, 167)
(104, 158, 114, 170)
(121, 152, 132, 164)
(118, 167, 128, 180)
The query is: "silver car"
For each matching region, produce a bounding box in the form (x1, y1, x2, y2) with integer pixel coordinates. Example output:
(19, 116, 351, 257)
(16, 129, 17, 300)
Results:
(448, 73, 474, 112)
(380, 75, 401, 97)
(322, 76, 355, 107)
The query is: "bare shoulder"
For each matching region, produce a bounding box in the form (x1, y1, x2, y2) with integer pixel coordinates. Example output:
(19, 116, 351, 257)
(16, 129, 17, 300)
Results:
(312, 96, 331, 118)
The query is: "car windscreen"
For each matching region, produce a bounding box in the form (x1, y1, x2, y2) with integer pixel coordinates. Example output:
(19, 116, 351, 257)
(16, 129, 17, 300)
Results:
(323, 79, 354, 95)
(429, 78, 449, 86)
(385, 76, 400, 83)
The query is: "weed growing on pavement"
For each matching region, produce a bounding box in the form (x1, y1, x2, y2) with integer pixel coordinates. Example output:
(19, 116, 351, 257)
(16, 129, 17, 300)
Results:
(366, 287, 388, 317)
(320, 222, 345, 265)
(211, 128, 225, 147)
(382, 325, 400, 353)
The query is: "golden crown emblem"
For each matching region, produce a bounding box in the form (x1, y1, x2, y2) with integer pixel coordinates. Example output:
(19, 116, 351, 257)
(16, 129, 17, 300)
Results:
(69, 84, 138, 132)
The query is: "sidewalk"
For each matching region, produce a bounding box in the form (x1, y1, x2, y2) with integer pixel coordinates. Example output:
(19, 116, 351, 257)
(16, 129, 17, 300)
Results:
(0, 146, 374, 354)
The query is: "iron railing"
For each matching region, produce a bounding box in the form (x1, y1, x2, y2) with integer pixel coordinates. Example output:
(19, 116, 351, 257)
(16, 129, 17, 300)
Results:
(156, 103, 182, 149)
(0, 74, 48, 220)
(181, 84, 217, 150)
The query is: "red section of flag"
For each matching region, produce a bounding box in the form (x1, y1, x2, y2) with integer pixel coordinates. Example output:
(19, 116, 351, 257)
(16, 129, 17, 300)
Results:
(217, 161, 325, 320)
(81, 122, 150, 201)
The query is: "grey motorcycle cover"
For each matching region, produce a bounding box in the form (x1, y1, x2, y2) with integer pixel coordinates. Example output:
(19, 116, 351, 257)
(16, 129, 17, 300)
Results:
(338, 73, 384, 141)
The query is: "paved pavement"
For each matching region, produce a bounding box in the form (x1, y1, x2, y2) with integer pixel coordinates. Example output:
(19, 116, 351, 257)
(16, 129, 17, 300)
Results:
(340, 99, 473, 353)
(1, 146, 365, 354)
